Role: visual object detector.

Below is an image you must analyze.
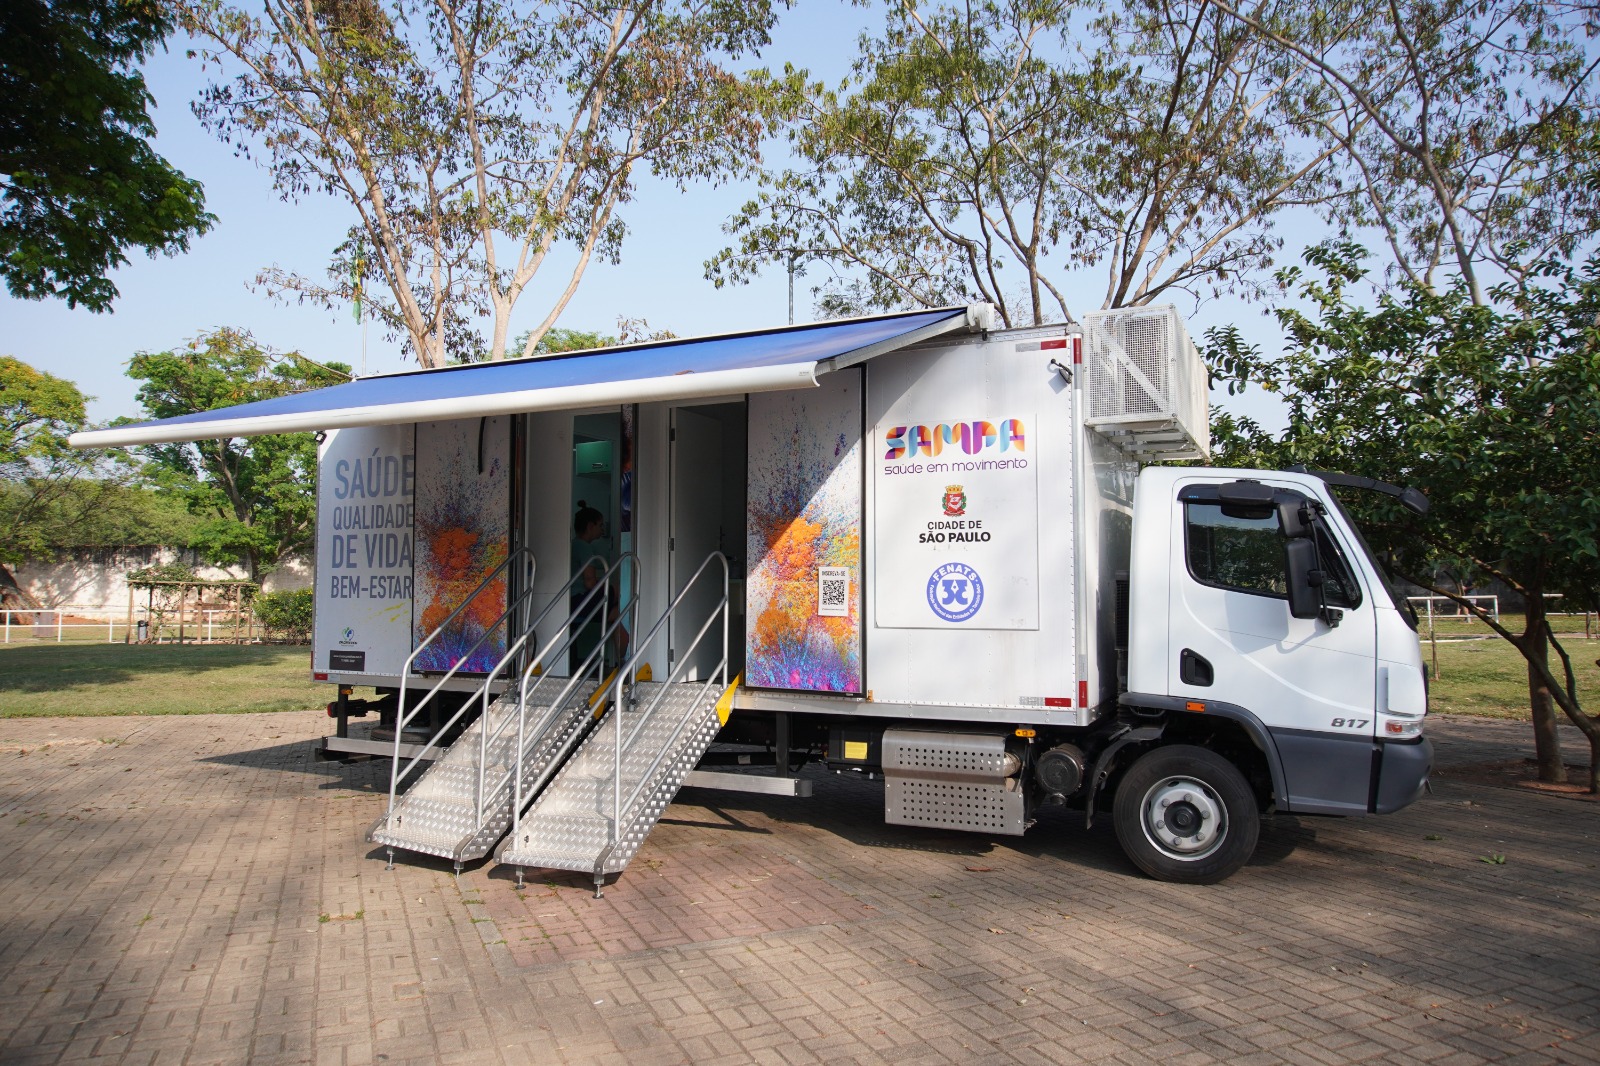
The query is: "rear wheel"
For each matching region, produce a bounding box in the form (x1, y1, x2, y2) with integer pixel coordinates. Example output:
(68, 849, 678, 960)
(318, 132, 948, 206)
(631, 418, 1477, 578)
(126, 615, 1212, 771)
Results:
(1112, 744, 1259, 884)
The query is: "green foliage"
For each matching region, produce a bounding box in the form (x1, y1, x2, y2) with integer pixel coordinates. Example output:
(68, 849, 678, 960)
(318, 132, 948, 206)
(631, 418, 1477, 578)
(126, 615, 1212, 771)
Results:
(0, 356, 85, 475)
(252, 588, 313, 641)
(516, 327, 617, 356)
(711, 0, 1341, 325)
(0, 479, 197, 560)
(1208, 241, 1600, 786)
(0, 356, 141, 567)
(128, 329, 350, 579)
(1210, 242, 1600, 600)
(125, 562, 253, 596)
(535, 328, 615, 355)
(0, 0, 213, 311)
(183, 0, 779, 364)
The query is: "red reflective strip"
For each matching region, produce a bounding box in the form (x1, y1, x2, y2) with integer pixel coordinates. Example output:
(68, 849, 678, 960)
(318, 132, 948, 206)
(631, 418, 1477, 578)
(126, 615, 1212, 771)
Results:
(1044, 697, 1073, 707)
(1040, 337, 1068, 350)
(313, 672, 329, 681)
(1072, 336, 1083, 364)
(1079, 680, 1089, 707)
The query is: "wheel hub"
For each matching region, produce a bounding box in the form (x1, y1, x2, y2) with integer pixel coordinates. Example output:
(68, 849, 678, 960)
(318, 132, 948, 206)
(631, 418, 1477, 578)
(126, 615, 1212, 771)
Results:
(1141, 777, 1226, 859)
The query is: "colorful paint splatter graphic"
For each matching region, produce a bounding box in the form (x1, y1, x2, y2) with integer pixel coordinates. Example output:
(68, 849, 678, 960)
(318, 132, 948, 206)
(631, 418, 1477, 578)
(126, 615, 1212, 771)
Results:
(746, 379, 862, 693)
(412, 418, 510, 673)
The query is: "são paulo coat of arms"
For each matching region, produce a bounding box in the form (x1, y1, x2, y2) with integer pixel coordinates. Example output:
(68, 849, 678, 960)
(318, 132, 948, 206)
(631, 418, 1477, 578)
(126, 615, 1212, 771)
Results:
(942, 484, 967, 517)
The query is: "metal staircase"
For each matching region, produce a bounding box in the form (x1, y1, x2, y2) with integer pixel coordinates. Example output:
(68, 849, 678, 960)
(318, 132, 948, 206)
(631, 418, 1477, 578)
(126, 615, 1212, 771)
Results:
(499, 552, 733, 896)
(369, 551, 639, 869)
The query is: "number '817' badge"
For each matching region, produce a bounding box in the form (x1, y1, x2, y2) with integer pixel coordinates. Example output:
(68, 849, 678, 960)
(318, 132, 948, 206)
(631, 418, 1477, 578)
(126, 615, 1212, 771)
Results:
(927, 562, 984, 623)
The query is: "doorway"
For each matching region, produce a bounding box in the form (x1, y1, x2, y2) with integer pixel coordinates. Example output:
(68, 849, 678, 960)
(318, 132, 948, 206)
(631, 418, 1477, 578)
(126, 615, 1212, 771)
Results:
(669, 402, 746, 682)
(568, 411, 633, 673)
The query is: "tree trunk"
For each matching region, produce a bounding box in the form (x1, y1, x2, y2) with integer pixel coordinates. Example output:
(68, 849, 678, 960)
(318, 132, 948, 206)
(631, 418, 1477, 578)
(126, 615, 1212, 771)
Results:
(0, 563, 41, 613)
(1588, 731, 1600, 794)
(1522, 589, 1564, 782)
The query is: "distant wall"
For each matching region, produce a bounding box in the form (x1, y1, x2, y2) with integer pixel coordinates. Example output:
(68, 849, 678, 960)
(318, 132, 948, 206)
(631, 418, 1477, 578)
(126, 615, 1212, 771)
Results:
(13, 548, 312, 610)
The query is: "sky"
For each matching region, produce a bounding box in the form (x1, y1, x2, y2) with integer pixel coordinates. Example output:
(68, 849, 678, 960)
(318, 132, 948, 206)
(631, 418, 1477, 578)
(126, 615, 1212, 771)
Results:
(1, 1, 1297, 432)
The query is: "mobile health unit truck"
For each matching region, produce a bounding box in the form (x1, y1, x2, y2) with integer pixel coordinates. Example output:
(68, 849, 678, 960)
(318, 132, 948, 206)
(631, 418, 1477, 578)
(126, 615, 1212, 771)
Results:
(74, 303, 1431, 891)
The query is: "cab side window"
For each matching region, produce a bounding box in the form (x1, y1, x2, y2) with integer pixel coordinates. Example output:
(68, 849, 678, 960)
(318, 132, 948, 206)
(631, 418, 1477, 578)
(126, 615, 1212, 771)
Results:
(1185, 500, 1363, 608)
(1185, 503, 1286, 597)
(1312, 526, 1361, 609)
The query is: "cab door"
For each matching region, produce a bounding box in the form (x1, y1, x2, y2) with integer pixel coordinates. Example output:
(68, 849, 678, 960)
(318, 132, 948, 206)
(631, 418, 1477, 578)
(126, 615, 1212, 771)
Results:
(1168, 478, 1377, 815)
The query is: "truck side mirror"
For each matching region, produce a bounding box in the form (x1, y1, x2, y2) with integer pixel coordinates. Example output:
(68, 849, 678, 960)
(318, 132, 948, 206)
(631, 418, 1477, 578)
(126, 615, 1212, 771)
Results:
(1275, 493, 1312, 539)
(1284, 538, 1323, 619)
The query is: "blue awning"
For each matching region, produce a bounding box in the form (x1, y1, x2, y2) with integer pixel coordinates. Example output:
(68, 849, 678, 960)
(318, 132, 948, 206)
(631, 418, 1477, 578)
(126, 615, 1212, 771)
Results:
(72, 306, 977, 448)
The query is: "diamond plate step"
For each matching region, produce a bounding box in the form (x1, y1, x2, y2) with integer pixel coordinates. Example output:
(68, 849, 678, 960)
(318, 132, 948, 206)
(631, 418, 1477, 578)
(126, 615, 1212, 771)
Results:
(497, 680, 724, 876)
(368, 683, 599, 862)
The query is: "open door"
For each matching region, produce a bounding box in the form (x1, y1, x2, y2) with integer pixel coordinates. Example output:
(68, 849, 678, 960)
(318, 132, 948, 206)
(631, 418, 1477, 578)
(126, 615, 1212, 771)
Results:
(669, 407, 732, 681)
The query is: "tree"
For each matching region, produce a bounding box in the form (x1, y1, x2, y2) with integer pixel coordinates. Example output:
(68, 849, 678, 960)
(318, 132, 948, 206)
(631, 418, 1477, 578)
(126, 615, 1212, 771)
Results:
(0, 478, 198, 558)
(181, 0, 779, 367)
(708, 0, 1345, 327)
(511, 314, 674, 357)
(1208, 0, 1600, 304)
(1208, 242, 1600, 791)
(1, 357, 198, 610)
(0, 0, 213, 311)
(128, 329, 351, 581)
(0, 356, 96, 605)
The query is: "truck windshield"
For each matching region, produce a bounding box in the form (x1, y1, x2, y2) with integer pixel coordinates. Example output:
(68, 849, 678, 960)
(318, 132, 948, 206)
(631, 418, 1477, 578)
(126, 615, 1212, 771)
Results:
(1323, 491, 1419, 631)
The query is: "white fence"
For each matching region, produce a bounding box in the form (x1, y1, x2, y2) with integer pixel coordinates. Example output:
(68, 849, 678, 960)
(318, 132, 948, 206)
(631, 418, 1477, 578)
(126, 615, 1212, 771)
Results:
(1, 605, 255, 644)
(1406, 595, 1500, 623)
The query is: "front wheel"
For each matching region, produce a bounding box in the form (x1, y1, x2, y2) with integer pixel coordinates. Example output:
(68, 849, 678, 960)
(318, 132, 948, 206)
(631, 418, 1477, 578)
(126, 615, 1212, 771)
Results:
(1112, 745, 1260, 884)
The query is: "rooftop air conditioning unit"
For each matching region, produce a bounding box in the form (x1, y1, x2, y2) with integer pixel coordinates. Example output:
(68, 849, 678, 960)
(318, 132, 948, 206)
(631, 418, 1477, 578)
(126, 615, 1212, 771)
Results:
(1081, 304, 1210, 461)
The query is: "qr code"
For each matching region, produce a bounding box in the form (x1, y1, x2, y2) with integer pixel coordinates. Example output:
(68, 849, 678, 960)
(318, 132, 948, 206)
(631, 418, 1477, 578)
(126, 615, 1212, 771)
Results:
(817, 567, 849, 617)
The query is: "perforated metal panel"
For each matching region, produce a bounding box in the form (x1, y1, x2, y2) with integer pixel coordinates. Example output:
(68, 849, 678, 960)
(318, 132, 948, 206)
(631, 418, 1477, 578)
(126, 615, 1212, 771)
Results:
(1082, 305, 1209, 461)
(497, 681, 724, 875)
(368, 684, 598, 862)
(882, 730, 1027, 836)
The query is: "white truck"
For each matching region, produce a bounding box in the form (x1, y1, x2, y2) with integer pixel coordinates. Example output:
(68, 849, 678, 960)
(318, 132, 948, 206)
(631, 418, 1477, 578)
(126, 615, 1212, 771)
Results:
(75, 303, 1431, 889)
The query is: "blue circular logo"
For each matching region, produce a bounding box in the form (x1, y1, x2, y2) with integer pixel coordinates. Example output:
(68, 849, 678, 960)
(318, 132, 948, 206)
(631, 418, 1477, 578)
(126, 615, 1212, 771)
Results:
(926, 562, 984, 623)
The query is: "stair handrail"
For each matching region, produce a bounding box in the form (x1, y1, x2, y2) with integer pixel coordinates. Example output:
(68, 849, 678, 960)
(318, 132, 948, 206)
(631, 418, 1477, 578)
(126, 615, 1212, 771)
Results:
(468, 552, 636, 832)
(385, 546, 534, 819)
(386, 580, 541, 800)
(379, 551, 637, 850)
(467, 552, 632, 825)
(591, 551, 729, 893)
(507, 555, 641, 844)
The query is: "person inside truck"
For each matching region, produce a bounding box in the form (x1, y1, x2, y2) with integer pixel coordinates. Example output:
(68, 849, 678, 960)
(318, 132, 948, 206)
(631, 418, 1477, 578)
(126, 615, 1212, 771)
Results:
(570, 503, 629, 671)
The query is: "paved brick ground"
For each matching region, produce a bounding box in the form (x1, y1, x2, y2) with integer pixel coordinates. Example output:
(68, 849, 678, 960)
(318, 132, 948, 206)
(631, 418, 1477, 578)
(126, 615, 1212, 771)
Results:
(0, 711, 1595, 1065)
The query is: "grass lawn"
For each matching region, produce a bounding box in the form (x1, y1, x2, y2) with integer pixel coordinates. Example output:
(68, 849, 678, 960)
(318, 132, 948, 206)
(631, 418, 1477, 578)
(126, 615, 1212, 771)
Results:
(0, 643, 329, 717)
(1423, 632, 1600, 719)
(0, 628, 1592, 722)
(1416, 611, 1597, 639)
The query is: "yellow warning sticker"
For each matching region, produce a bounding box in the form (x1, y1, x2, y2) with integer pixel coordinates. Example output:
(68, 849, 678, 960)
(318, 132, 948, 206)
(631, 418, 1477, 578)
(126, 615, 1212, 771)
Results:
(844, 740, 868, 761)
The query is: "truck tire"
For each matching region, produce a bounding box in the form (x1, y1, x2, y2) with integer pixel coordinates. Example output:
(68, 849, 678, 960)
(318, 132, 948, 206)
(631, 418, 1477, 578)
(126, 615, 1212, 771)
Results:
(1112, 744, 1259, 884)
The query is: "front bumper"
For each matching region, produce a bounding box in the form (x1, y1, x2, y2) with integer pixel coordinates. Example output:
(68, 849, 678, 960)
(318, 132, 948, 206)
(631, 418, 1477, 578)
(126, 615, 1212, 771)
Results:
(1374, 736, 1433, 814)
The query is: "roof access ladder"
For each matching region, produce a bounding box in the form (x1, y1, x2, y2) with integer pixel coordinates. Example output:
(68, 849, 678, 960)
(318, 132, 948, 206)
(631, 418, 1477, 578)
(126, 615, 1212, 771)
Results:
(369, 552, 640, 871)
(498, 552, 734, 897)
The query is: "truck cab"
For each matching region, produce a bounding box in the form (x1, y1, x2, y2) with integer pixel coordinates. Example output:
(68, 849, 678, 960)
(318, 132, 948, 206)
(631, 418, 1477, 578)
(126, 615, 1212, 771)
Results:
(1110, 466, 1431, 880)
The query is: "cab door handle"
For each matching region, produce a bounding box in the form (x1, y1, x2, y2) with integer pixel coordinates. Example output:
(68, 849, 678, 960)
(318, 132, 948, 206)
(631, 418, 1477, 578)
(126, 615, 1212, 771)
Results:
(1180, 648, 1214, 687)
